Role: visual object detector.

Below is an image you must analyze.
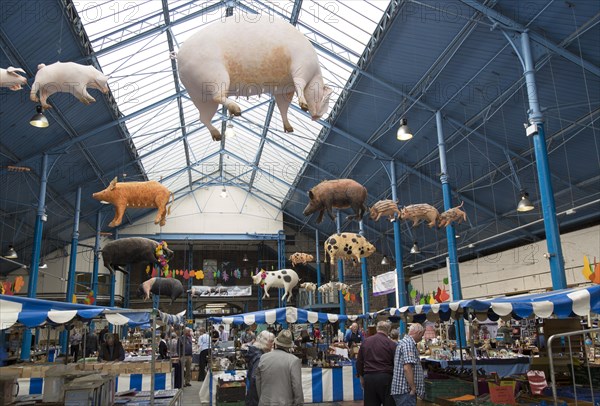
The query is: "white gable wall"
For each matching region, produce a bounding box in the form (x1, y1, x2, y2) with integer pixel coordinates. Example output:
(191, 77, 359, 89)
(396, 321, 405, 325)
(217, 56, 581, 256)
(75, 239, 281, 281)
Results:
(120, 186, 283, 235)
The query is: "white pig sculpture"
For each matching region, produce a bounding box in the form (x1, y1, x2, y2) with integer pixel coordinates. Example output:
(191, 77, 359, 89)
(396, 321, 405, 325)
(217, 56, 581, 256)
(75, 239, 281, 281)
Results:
(177, 17, 332, 141)
(0, 67, 27, 90)
(30, 62, 109, 109)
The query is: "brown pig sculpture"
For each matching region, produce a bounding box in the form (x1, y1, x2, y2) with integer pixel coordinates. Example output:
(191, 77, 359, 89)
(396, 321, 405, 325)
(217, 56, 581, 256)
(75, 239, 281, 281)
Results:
(400, 204, 440, 228)
(30, 62, 109, 109)
(303, 179, 368, 224)
(92, 177, 173, 227)
(369, 199, 401, 222)
(438, 201, 467, 228)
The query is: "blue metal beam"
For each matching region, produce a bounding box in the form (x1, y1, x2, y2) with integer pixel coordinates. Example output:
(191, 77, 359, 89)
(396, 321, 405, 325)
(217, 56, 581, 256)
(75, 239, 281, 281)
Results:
(336, 212, 345, 315)
(459, 0, 600, 77)
(248, 99, 276, 192)
(117, 233, 281, 241)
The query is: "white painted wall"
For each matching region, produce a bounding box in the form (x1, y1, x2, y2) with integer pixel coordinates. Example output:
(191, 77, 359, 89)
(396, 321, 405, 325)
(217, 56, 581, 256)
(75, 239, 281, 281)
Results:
(120, 185, 283, 235)
(409, 225, 600, 299)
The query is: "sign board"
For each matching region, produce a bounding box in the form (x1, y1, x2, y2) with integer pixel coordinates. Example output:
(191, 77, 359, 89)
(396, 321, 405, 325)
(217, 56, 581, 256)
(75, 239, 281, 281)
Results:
(189, 285, 253, 297)
(372, 270, 397, 296)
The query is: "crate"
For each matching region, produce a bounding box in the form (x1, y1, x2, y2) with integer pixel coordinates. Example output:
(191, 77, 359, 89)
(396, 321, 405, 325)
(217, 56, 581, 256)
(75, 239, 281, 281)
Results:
(424, 377, 473, 403)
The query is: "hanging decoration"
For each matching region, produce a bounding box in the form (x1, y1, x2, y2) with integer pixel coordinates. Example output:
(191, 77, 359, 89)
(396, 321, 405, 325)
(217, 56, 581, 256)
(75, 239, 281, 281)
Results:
(222, 270, 229, 282)
(234, 269, 241, 279)
(195, 270, 204, 280)
(13, 276, 24, 293)
(72, 294, 77, 303)
(0, 276, 26, 295)
(582, 256, 600, 284)
(84, 291, 95, 305)
(183, 269, 190, 280)
(243, 268, 248, 278)
(258, 269, 267, 287)
(1, 281, 14, 295)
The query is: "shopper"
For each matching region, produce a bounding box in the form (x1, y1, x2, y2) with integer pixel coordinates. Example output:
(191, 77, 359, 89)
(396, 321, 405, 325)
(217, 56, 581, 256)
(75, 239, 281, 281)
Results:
(98, 333, 125, 361)
(391, 323, 425, 406)
(158, 332, 169, 360)
(85, 330, 99, 358)
(389, 329, 400, 343)
(219, 325, 229, 342)
(197, 327, 210, 381)
(356, 320, 396, 406)
(168, 332, 178, 357)
(255, 329, 303, 405)
(345, 322, 363, 345)
(98, 326, 109, 345)
(245, 330, 275, 406)
(70, 329, 82, 362)
(178, 327, 194, 387)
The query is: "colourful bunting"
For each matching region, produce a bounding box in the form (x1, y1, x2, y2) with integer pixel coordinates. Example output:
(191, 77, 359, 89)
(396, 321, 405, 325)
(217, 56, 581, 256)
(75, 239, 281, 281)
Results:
(222, 270, 229, 282)
(183, 270, 190, 280)
(13, 276, 24, 293)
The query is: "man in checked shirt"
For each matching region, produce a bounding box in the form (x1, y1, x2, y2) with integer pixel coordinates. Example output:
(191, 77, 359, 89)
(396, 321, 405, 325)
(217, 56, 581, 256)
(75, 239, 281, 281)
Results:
(391, 323, 426, 405)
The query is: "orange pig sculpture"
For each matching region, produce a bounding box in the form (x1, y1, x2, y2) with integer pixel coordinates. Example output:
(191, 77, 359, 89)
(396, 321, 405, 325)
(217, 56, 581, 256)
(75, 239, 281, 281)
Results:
(92, 177, 173, 227)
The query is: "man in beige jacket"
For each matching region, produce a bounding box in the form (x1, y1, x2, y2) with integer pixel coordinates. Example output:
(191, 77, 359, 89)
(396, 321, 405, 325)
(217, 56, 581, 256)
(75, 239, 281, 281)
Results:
(255, 329, 304, 405)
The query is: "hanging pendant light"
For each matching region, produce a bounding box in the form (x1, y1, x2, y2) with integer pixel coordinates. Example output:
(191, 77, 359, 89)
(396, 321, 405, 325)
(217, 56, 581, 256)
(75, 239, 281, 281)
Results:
(396, 118, 413, 141)
(410, 241, 420, 254)
(242, 253, 249, 262)
(224, 121, 236, 138)
(30, 105, 49, 128)
(381, 255, 389, 265)
(517, 190, 534, 212)
(4, 245, 18, 259)
(220, 187, 228, 198)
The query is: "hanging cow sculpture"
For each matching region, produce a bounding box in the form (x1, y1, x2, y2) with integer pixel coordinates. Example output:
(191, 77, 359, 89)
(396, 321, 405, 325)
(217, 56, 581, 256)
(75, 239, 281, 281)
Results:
(176, 17, 331, 141)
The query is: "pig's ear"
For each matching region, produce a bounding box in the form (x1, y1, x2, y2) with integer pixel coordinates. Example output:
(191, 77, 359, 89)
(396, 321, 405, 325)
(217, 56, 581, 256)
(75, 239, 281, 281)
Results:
(308, 190, 314, 200)
(109, 176, 118, 190)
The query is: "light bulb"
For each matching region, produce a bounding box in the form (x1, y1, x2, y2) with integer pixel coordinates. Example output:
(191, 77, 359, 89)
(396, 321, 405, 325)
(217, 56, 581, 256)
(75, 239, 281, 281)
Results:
(224, 123, 236, 138)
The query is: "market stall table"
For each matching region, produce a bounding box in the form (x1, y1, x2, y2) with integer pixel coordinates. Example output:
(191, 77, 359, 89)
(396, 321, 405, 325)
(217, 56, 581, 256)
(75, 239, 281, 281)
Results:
(422, 357, 531, 377)
(199, 364, 363, 405)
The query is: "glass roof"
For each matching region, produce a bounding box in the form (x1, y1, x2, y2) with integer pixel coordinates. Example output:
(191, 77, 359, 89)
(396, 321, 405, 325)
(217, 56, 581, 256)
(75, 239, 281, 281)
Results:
(75, 0, 389, 207)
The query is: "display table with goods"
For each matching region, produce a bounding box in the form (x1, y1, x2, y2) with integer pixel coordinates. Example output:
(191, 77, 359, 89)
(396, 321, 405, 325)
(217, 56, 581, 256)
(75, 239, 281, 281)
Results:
(376, 285, 600, 404)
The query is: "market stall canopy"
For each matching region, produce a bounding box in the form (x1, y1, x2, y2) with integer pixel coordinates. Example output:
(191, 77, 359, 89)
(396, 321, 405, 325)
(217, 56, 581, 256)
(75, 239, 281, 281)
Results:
(0, 295, 153, 329)
(377, 285, 600, 322)
(209, 307, 367, 325)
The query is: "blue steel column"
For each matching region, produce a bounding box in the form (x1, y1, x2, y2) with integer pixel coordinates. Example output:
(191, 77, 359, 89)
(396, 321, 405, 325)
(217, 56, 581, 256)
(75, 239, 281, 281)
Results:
(21, 154, 49, 361)
(61, 186, 82, 354)
(257, 245, 263, 311)
(90, 211, 102, 332)
(336, 212, 346, 315)
(436, 111, 466, 348)
(123, 264, 131, 338)
(315, 229, 322, 304)
(521, 31, 566, 290)
(389, 162, 406, 332)
(358, 221, 369, 318)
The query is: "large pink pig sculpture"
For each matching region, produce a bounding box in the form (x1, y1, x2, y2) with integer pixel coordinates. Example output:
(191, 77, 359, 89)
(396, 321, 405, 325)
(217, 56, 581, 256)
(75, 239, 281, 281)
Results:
(30, 62, 109, 109)
(177, 17, 332, 141)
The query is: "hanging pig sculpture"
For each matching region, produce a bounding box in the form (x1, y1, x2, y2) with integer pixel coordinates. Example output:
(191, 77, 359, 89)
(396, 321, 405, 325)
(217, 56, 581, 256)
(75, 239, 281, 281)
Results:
(30, 62, 109, 109)
(437, 201, 467, 228)
(324, 233, 375, 264)
(369, 199, 401, 222)
(400, 204, 440, 228)
(138, 277, 184, 305)
(92, 177, 174, 227)
(289, 252, 314, 267)
(101, 237, 173, 274)
(303, 179, 368, 224)
(177, 17, 332, 141)
(0, 67, 27, 90)
(251, 269, 299, 302)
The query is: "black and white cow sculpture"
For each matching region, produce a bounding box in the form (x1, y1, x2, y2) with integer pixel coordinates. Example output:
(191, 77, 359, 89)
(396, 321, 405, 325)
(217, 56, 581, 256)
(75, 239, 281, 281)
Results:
(251, 269, 299, 302)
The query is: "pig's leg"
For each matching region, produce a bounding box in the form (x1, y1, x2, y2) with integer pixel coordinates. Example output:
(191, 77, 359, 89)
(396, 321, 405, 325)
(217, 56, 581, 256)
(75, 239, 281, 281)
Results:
(326, 208, 335, 221)
(274, 91, 295, 133)
(197, 100, 222, 141)
(154, 196, 167, 226)
(30, 84, 40, 103)
(211, 71, 241, 117)
(39, 88, 52, 110)
(293, 78, 309, 111)
(316, 210, 325, 224)
(73, 85, 96, 105)
(109, 205, 125, 227)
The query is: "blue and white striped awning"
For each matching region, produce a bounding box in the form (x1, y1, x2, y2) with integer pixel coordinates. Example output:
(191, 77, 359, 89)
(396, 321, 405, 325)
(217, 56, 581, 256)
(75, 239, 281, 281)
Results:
(378, 285, 600, 321)
(209, 307, 366, 325)
(0, 295, 151, 330)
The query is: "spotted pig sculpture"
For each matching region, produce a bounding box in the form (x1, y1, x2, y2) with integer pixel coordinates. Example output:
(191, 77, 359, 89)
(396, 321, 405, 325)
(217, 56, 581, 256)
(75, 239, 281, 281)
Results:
(92, 177, 174, 227)
(289, 252, 314, 267)
(369, 199, 401, 222)
(177, 17, 331, 141)
(438, 201, 467, 228)
(300, 282, 317, 292)
(324, 233, 375, 265)
(30, 62, 109, 109)
(251, 269, 299, 302)
(138, 277, 184, 305)
(400, 204, 440, 228)
(0, 67, 27, 90)
(303, 179, 368, 224)
(101, 237, 173, 274)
